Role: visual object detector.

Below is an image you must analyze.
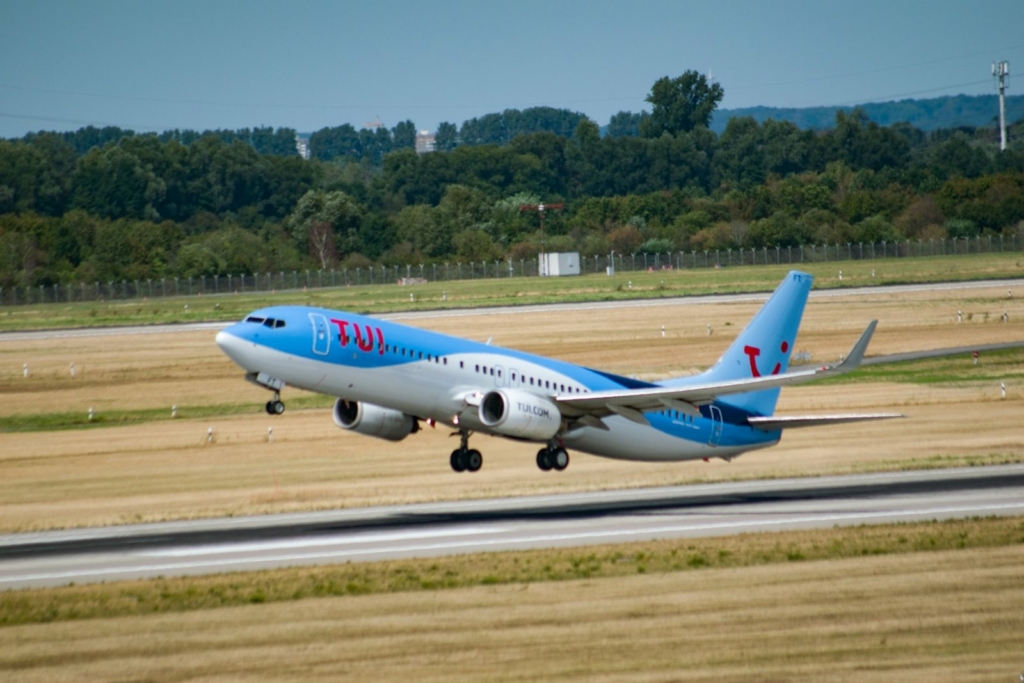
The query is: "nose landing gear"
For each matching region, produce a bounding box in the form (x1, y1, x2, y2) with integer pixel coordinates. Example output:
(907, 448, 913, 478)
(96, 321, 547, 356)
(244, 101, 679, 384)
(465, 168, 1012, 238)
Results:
(264, 391, 285, 415)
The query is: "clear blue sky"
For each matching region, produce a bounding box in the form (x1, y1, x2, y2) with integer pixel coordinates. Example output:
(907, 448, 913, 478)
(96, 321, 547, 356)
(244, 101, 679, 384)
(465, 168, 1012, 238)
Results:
(2, 0, 1022, 138)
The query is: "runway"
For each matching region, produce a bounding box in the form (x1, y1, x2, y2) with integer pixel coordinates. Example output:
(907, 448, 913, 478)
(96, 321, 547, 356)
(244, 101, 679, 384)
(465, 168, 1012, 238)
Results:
(2, 465, 1022, 590)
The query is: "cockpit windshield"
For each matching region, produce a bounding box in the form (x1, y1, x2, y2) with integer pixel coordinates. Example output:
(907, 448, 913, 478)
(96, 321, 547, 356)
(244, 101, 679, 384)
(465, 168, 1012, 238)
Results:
(244, 316, 286, 328)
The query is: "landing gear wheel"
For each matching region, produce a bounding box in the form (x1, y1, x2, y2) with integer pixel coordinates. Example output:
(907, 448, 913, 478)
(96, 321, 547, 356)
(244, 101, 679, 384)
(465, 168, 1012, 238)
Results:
(450, 448, 467, 473)
(466, 449, 483, 472)
(265, 390, 285, 415)
(551, 448, 569, 471)
(536, 448, 553, 471)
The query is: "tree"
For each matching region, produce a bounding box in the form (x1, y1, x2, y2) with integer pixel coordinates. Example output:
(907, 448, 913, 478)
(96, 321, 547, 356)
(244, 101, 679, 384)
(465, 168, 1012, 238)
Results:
(640, 71, 724, 138)
(392, 120, 417, 150)
(285, 190, 361, 267)
(435, 122, 458, 152)
(607, 111, 647, 138)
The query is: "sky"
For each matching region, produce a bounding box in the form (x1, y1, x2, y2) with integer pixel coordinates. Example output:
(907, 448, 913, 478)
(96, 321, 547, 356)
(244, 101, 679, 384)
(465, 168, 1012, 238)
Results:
(1, 0, 1023, 139)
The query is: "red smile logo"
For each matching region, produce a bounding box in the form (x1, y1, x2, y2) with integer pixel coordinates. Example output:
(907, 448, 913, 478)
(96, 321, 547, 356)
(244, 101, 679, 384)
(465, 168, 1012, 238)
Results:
(743, 341, 789, 378)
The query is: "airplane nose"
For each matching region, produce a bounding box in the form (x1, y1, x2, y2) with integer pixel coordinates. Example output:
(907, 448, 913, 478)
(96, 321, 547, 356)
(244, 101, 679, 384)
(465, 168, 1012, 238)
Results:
(216, 329, 250, 368)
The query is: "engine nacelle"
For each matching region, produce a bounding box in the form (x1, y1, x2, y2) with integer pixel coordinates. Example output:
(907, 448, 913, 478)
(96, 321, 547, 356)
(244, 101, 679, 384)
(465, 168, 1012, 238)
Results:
(332, 399, 418, 442)
(479, 389, 561, 441)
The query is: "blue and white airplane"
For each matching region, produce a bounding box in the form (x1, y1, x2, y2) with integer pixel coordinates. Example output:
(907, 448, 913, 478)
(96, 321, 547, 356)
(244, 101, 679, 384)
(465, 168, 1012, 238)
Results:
(216, 270, 900, 472)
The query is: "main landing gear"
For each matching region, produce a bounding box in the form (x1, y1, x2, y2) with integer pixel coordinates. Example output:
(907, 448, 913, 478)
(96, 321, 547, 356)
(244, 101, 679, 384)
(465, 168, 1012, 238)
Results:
(536, 442, 569, 472)
(450, 431, 482, 473)
(448, 433, 570, 474)
(264, 391, 285, 415)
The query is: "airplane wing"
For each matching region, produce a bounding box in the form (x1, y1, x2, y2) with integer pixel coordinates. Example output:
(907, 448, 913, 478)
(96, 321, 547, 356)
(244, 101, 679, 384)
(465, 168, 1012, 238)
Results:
(556, 321, 899, 428)
(746, 414, 903, 430)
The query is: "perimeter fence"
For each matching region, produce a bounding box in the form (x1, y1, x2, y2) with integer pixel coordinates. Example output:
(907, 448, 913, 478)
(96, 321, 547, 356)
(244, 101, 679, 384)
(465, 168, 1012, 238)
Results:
(2, 232, 1022, 306)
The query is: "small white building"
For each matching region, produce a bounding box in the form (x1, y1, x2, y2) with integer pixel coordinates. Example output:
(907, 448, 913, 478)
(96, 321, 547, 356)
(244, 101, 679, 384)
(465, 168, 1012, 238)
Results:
(539, 252, 580, 277)
(415, 130, 436, 154)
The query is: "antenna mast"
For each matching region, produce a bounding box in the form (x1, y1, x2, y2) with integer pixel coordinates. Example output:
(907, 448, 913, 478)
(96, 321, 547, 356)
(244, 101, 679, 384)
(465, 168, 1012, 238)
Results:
(993, 61, 1009, 151)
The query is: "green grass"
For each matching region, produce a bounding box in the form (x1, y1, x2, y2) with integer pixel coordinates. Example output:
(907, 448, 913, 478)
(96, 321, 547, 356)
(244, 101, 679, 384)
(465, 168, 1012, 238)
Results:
(1, 515, 1020, 627)
(0, 394, 335, 433)
(824, 347, 1024, 385)
(2, 348, 1019, 436)
(2, 253, 1023, 332)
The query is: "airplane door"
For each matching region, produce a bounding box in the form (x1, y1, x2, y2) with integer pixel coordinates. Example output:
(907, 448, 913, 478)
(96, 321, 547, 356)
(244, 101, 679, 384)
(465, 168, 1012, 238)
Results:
(708, 405, 723, 447)
(309, 313, 330, 356)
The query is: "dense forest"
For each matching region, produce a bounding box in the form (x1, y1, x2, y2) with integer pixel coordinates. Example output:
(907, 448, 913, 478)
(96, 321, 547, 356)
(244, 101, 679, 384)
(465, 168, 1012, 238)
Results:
(2, 71, 1024, 289)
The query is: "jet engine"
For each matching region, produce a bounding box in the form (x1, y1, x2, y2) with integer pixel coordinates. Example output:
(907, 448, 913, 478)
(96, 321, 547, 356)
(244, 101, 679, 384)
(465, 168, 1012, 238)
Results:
(479, 389, 561, 441)
(332, 399, 418, 442)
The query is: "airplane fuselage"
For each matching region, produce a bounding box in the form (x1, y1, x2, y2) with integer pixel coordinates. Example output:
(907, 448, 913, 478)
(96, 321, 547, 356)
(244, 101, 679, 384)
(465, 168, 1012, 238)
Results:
(216, 307, 780, 464)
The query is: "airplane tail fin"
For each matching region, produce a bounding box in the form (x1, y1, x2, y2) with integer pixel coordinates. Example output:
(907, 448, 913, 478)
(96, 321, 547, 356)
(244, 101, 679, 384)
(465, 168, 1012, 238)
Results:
(693, 270, 813, 416)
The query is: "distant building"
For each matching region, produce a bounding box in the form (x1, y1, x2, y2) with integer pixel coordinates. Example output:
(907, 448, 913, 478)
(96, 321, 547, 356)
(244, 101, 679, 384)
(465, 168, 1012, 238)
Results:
(415, 130, 435, 154)
(295, 134, 310, 160)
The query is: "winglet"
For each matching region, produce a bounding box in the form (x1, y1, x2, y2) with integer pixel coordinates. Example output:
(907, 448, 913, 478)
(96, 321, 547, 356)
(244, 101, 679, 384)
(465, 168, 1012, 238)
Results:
(833, 320, 877, 373)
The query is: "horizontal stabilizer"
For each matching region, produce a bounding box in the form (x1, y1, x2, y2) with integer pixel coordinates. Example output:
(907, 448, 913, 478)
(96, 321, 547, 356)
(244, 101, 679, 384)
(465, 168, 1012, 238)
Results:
(556, 321, 879, 418)
(747, 413, 904, 431)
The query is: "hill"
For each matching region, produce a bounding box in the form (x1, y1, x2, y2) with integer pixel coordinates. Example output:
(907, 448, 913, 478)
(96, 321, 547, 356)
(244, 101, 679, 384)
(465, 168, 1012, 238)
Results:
(710, 94, 1024, 133)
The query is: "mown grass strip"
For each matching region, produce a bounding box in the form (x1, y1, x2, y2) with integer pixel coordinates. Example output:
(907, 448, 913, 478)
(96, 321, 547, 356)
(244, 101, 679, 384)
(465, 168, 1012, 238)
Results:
(818, 347, 1024, 385)
(4, 347, 1021, 433)
(0, 394, 335, 433)
(1, 515, 1021, 627)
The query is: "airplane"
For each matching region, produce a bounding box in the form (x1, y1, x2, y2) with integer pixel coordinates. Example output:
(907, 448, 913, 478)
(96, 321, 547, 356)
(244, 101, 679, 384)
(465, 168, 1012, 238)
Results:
(215, 270, 901, 473)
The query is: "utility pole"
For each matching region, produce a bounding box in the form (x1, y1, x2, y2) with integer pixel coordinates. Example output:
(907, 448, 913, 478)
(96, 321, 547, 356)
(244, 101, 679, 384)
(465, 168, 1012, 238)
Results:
(519, 202, 564, 253)
(520, 202, 564, 277)
(993, 61, 1009, 151)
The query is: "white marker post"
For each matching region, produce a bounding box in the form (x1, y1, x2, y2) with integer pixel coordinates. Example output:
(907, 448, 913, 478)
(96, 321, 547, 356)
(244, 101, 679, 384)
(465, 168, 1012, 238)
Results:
(268, 426, 274, 443)
(22, 363, 28, 378)
(69, 362, 76, 378)
(88, 407, 94, 422)
(707, 324, 712, 336)
(661, 325, 666, 338)
(207, 427, 214, 444)
(1001, 382, 1006, 399)
(172, 405, 178, 418)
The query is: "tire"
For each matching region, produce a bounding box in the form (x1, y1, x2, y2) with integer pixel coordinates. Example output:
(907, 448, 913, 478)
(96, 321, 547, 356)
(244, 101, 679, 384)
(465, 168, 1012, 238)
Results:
(466, 449, 483, 472)
(450, 449, 467, 473)
(265, 401, 274, 415)
(272, 400, 285, 415)
(536, 448, 552, 471)
(552, 448, 569, 471)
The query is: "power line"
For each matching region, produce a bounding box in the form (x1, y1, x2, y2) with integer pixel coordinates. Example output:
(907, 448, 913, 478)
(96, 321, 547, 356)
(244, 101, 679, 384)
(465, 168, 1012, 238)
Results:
(4, 43, 1023, 116)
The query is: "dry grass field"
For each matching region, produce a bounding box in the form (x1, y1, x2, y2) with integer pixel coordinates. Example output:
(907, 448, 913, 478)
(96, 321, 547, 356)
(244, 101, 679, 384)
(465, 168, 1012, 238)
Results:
(1, 543, 1021, 682)
(1, 284, 1023, 531)
(2, 279, 1024, 681)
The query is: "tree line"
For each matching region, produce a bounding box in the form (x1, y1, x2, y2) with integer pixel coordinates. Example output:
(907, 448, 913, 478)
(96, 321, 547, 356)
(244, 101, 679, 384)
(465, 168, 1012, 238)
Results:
(2, 71, 1023, 289)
